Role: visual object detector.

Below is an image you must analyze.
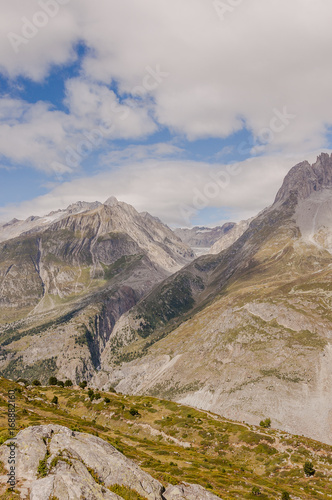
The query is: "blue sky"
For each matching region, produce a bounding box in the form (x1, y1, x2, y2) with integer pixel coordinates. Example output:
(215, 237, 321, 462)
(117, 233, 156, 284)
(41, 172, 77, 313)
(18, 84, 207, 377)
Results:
(0, 1, 331, 226)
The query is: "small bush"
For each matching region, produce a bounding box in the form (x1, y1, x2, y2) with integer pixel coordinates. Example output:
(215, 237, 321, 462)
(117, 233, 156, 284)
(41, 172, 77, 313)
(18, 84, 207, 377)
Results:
(51, 396, 58, 405)
(48, 376, 58, 386)
(94, 392, 101, 400)
(282, 492, 290, 500)
(104, 397, 110, 403)
(37, 457, 48, 478)
(64, 380, 73, 387)
(252, 486, 261, 496)
(129, 407, 140, 416)
(79, 381, 87, 389)
(56, 380, 64, 388)
(303, 461, 315, 476)
(259, 418, 271, 428)
(32, 380, 41, 386)
(109, 386, 116, 393)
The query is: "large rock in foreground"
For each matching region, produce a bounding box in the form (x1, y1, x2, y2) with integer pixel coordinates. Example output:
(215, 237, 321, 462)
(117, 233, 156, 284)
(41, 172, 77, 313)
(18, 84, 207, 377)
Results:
(0, 425, 221, 499)
(0, 424, 163, 499)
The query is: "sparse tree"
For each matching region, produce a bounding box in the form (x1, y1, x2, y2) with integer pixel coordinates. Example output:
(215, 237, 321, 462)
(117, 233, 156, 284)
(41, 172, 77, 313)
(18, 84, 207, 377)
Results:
(64, 380, 73, 387)
(129, 407, 140, 416)
(48, 376, 58, 386)
(304, 461, 315, 477)
(56, 380, 64, 387)
(79, 381, 87, 389)
(259, 418, 271, 428)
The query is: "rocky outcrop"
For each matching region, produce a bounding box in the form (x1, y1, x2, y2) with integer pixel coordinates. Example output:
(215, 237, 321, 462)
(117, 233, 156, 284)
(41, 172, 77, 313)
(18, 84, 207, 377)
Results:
(164, 483, 221, 499)
(0, 425, 217, 500)
(275, 153, 332, 204)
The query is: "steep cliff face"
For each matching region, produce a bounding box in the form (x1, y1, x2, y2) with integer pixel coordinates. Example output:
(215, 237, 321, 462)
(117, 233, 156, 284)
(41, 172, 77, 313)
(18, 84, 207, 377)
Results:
(91, 155, 332, 444)
(275, 152, 332, 203)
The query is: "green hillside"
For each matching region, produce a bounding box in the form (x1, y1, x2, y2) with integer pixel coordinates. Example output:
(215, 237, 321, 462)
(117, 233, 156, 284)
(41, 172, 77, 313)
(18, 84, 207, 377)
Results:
(0, 377, 331, 499)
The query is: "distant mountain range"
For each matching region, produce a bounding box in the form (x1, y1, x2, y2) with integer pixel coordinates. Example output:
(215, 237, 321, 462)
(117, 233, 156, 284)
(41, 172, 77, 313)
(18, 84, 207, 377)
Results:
(0, 153, 332, 446)
(174, 225, 235, 255)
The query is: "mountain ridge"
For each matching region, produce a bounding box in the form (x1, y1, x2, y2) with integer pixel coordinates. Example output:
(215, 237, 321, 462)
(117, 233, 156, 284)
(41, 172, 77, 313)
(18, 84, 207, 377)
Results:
(89, 154, 332, 444)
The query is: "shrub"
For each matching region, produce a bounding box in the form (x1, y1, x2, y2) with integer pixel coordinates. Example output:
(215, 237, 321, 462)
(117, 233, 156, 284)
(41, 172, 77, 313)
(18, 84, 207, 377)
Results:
(56, 380, 64, 388)
(32, 380, 41, 386)
(48, 376, 58, 386)
(94, 393, 101, 400)
(303, 461, 315, 476)
(259, 418, 271, 428)
(109, 386, 116, 393)
(104, 397, 110, 403)
(64, 380, 73, 387)
(79, 381, 87, 389)
(37, 457, 48, 477)
(51, 396, 58, 405)
(129, 408, 140, 416)
(252, 486, 261, 496)
(282, 492, 290, 500)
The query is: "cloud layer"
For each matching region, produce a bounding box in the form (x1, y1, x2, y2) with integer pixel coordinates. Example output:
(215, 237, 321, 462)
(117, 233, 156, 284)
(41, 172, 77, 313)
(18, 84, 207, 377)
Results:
(0, 151, 326, 226)
(1, 1, 332, 225)
(1, 0, 332, 161)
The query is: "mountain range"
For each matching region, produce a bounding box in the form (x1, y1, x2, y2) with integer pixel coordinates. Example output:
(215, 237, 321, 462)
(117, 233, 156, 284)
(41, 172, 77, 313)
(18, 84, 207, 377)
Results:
(0, 153, 332, 447)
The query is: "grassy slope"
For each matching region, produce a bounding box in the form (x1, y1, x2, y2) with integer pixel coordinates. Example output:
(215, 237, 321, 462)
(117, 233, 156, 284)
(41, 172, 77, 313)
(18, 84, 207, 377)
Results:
(0, 377, 331, 499)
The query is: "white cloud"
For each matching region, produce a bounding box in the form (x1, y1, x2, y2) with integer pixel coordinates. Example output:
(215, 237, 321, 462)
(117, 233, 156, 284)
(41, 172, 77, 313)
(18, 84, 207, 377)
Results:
(0, 0, 332, 160)
(0, 81, 157, 172)
(0, 150, 327, 226)
(0, 0, 80, 81)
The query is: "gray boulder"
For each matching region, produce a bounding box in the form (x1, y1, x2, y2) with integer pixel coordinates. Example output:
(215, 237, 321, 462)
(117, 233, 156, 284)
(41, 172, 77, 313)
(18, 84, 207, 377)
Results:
(164, 482, 222, 499)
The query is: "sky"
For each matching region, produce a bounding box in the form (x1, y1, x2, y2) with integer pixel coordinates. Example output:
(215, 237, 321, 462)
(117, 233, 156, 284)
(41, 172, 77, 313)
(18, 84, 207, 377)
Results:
(0, 0, 332, 227)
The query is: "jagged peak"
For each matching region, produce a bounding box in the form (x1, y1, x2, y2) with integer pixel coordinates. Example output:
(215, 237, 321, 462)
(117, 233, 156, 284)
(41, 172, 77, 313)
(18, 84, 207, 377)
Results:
(274, 153, 332, 204)
(104, 196, 119, 207)
(66, 201, 101, 212)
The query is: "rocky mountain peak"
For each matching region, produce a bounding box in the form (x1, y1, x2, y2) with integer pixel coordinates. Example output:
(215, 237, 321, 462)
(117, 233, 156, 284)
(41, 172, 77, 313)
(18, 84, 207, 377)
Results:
(66, 200, 101, 213)
(274, 153, 332, 204)
(104, 196, 119, 207)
